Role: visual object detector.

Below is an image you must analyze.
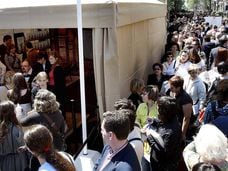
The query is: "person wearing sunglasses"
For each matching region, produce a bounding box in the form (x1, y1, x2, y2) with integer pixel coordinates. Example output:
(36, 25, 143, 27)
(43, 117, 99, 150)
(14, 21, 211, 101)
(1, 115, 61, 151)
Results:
(147, 63, 167, 92)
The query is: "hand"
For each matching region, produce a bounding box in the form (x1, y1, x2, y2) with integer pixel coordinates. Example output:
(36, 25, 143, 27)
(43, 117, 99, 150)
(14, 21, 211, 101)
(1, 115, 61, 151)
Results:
(17, 145, 27, 153)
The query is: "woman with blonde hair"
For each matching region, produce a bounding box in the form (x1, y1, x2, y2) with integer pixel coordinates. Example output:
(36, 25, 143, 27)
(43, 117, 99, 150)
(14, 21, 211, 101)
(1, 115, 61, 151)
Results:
(128, 78, 145, 109)
(24, 124, 75, 171)
(184, 64, 206, 119)
(0, 71, 14, 102)
(20, 89, 66, 151)
(31, 71, 49, 101)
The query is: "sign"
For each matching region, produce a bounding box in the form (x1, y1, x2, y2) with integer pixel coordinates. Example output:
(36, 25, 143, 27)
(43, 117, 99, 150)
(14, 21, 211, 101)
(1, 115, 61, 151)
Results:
(204, 16, 222, 27)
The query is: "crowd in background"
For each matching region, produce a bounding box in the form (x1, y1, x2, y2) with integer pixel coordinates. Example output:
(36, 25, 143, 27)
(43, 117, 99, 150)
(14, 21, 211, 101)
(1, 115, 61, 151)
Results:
(0, 36, 75, 170)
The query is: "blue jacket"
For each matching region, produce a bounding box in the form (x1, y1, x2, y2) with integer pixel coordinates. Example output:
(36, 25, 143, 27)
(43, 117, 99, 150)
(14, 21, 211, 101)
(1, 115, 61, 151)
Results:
(94, 143, 141, 171)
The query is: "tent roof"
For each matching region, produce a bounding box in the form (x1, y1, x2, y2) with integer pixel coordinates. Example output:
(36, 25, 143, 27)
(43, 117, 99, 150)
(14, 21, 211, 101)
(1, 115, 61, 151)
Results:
(0, 0, 166, 29)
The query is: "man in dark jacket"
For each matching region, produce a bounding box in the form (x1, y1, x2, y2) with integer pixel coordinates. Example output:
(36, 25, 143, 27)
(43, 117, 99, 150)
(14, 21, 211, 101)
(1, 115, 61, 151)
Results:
(145, 96, 182, 171)
(94, 110, 140, 171)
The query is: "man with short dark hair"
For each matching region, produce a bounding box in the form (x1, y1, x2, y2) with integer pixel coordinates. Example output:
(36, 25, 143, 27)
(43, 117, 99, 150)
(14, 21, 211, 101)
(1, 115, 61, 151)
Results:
(21, 59, 36, 88)
(209, 34, 228, 68)
(94, 110, 141, 171)
(0, 35, 12, 64)
(145, 96, 182, 171)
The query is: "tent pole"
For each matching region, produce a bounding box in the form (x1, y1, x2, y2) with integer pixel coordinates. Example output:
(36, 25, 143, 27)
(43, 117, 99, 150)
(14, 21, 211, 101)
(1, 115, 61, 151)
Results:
(77, 0, 88, 155)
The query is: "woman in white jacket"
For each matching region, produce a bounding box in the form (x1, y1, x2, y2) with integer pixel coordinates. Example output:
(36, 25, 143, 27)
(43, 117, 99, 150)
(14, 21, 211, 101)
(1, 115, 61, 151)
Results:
(184, 64, 206, 117)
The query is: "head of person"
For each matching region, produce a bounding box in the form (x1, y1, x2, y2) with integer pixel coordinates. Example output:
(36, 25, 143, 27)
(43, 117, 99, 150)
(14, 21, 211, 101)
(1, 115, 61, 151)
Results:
(101, 110, 130, 144)
(216, 79, 228, 103)
(190, 31, 198, 38)
(179, 49, 190, 63)
(165, 51, 173, 63)
(192, 39, 200, 50)
(24, 124, 75, 171)
(152, 63, 163, 76)
(114, 98, 136, 132)
(142, 85, 159, 103)
(218, 34, 228, 48)
(204, 34, 211, 42)
(26, 42, 33, 49)
(21, 60, 31, 73)
(214, 48, 228, 67)
(189, 48, 201, 64)
(170, 43, 180, 53)
(24, 124, 53, 156)
(33, 89, 60, 114)
(4, 71, 14, 87)
(0, 101, 19, 143)
(192, 162, 221, 171)
(129, 78, 144, 94)
(217, 61, 228, 75)
(48, 51, 60, 65)
(9, 44, 16, 55)
(33, 72, 48, 89)
(114, 98, 136, 111)
(37, 51, 48, 64)
(194, 124, 227, 163)
(3, 35, 12, 46)
(9, 73, 28, 103)
(188, 64, 200, 79)
(12, 72, 28, 90)
(169, 75, 184, 94)
(157, 96, 177, 123)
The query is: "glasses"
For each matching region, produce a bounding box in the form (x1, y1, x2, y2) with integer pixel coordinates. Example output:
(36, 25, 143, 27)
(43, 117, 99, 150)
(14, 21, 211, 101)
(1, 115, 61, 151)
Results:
(154, 68, 161, 71)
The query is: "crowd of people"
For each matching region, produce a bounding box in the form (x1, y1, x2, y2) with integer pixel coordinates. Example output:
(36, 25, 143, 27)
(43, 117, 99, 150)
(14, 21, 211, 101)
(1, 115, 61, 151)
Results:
(0, 35, 74, 170)
(0, 13, 227, 171)
(94, 15, 228, 171)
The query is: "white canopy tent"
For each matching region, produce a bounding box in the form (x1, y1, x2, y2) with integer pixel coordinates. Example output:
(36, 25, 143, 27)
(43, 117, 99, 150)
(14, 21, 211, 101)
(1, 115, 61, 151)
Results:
(0, 0, 167, 117)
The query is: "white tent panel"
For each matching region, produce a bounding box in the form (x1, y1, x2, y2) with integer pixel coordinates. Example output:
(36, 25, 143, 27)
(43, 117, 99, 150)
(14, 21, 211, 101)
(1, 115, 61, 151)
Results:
(0, 0, 166, 29)
(0, 0, 167, 115)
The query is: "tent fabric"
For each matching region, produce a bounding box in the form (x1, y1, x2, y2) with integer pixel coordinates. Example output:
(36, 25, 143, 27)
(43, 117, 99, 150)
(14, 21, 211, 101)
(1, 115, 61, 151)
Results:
(0, 0, 166, 29)
(93, 28, 119, 118)
(0, 0, 167, 117)
(93, 17, 167, 117)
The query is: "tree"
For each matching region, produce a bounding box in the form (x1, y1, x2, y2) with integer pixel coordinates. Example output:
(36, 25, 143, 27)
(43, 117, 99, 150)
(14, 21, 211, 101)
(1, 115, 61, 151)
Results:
(168, 0, 185, 11)
(185, 0, 211, 11)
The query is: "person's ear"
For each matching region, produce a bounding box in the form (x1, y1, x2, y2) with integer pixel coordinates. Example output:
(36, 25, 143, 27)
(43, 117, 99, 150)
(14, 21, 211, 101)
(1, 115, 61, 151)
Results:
(109, 132, 113, 140)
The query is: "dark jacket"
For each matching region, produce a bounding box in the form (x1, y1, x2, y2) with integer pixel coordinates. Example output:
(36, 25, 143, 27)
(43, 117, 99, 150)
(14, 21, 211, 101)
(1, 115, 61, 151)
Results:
(94, 143, 141, 171)
(19, 110, 66, 151)
(52, 65, 66, 112)
(147, 74, 167, 91)
(128, 93, 143, 109)
(147, 117, 182, 171)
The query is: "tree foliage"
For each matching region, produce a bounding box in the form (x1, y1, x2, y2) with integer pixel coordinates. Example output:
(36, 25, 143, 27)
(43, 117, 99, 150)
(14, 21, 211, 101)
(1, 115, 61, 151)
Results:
(185, 0, 211, 10)
(167, 0, 185, 11)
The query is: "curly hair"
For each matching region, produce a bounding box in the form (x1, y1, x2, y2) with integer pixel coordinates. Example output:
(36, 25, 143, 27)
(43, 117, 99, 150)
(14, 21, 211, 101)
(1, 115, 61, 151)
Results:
(114, 98, 136, 111)
(0, 101, 19, 143)
(33, 89, 60, 113)
(194, 124, 227, 163)
(24, 125, 75, 171)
